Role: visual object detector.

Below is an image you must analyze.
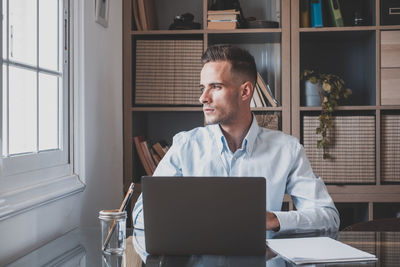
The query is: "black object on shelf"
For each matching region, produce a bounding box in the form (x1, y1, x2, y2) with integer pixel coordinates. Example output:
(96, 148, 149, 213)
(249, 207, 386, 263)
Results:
(169, 13, 201, 30)
(381, 0, 400, 25)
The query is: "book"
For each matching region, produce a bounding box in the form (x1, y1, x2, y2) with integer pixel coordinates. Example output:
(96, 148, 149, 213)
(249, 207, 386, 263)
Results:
(140, 140, 156, 174)
(255, 84, 267, 107)
(144, 0, 157, 30)
(134, 136, 152, 175)
(300, 0, 310, 28)
(310, 0, 323, 27)
(328, 0, 344, 27)
(267, 237, 377, 265)
(207, 9, 239, 15)
(132, 0, 142, 31)
(252, 84, 264, 107)
(208, 21, 237, 30)
(257, 73, 278, 107)
(150, 148, 161, 165)
(152, 142, 166, 159)
(250, 97, 256, 108)
(208, 14, 238, 21)
(137, 0, 148, 30)
(208, 19, 238, 23)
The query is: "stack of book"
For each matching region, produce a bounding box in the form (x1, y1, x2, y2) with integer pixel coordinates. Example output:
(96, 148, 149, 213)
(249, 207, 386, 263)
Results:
(134, 136, 169, 176)
(251, 73, 279, 108)
(207, 9, 239, 30)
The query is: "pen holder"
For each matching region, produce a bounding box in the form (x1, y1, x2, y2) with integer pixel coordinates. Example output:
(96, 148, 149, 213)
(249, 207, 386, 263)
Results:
(99, 209, 127, 255)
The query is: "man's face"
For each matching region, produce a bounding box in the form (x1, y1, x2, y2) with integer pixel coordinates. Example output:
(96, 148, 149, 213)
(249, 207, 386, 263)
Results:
(199, 61, 242, 126)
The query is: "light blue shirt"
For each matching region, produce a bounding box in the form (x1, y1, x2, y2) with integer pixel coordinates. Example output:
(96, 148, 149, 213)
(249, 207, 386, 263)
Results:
(133, 116, 340, 233)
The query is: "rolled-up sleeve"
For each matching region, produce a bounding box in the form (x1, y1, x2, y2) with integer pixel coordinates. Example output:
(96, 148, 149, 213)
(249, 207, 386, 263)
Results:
(273, 143, 340, 233)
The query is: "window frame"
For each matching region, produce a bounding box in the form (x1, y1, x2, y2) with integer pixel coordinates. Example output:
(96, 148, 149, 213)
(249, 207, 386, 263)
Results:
(0, 0, 85, 221)
(1, 0, 69, 176)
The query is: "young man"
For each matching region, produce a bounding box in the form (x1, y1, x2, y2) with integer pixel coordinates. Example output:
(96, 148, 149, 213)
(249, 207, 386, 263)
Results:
(133, 45, 339, 233)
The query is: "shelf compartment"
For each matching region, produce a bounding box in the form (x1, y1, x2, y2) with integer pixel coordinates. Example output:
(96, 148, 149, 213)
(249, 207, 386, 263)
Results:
(302, 114, 376, 184)
(373, 203, 400, 219)
(300, 30, 376, 106)
(133, 38, 203, 106)
(208, 32, 282, 107)
(147, 0, 203, 30)
(381, 113, 400, 183)
(131, 111, 204, 181)
(335, 202, 369, 230)
(237, 0, 281, 27)
(299, 0, 375, 29)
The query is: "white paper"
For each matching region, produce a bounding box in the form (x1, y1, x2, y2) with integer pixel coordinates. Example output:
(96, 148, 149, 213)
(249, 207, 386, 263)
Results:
(266, 237, 377, 265)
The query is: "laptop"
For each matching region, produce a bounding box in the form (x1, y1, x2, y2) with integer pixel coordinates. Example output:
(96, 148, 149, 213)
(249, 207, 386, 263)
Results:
(142, 176, 266, 256)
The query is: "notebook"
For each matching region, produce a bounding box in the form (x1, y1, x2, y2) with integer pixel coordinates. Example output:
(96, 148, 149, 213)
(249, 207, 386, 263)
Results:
(142, 176, 266, 256)
(267, 237, 377, 265)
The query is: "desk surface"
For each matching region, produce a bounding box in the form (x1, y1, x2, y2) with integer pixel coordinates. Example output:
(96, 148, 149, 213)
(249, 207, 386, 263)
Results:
(8, 228, 400, 267)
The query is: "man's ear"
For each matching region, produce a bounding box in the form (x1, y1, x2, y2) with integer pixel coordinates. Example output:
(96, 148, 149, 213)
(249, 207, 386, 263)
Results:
(241, 81, 254, 101)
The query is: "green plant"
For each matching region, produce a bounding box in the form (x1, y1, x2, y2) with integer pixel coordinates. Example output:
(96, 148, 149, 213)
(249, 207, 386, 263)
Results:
(301, 69, 352, 159)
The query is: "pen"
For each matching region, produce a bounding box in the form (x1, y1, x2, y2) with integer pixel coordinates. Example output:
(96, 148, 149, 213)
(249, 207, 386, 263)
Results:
(102, 182, 135, 252)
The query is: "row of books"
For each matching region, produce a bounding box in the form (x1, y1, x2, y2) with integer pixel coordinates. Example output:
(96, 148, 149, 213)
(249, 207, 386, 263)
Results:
(300, 0, 344, 28)
(133, 0, 157, 30)
(134, 136, 169, 176)
(207, 9, 239, 30)
(251, 73, 279, 108)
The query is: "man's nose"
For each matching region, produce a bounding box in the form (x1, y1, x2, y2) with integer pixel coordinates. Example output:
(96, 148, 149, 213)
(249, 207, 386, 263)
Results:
(199, 89, 210, 104)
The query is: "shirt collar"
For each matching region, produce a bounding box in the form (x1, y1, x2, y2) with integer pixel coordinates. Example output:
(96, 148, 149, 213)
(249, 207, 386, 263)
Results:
(210, 114, 260, 156)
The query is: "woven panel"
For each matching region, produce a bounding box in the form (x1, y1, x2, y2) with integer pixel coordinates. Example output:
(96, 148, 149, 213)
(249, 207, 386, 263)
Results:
(381, 115, 400, 182)
(381, 232, 400, 266)
(255, 114, 280, 130)
(135, 40, 203, 105)
(303, 116, 376, 184)
(339, 232, 376, 255)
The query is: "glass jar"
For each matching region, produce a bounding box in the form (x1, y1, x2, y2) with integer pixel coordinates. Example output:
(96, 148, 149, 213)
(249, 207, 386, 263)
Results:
(99, 209, 127, 255)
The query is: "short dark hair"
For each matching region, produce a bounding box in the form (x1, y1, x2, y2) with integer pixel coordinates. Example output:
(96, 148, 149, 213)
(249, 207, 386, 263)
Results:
(201, 44, 257, 85)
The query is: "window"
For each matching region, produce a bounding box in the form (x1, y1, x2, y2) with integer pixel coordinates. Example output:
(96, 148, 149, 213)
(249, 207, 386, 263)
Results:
(1, 0, 69, 176)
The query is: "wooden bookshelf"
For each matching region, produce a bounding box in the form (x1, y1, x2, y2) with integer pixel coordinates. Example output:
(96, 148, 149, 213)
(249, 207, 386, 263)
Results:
(291, 0, 400, 229)
(124, 0, 400, 229)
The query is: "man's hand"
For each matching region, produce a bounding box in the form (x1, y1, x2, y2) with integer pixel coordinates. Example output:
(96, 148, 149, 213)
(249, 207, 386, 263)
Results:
(266, 212, 280, 231)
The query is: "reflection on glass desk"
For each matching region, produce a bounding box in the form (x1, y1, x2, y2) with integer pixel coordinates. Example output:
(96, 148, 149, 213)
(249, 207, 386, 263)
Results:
(8, 227, 400, 267)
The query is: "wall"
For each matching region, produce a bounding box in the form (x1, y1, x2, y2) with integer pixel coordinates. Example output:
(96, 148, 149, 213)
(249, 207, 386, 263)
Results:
(78, 0, 123, 227)
(0, 0, 123, 264)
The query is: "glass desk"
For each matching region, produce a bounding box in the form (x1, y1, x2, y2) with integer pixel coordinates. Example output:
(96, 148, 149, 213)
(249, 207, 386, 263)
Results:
(8, 228, 400, 266)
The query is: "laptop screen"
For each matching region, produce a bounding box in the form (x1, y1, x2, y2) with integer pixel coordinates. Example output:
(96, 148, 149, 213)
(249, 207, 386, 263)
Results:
(142, 176, 266, 256)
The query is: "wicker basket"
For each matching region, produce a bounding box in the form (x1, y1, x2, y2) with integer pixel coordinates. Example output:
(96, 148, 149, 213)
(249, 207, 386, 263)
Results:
(339, 232, 376, 255)
(381, 232, 400, 266)
(381, 115, 400, 183)
(303, 116, 376, 184)
(135, 39, 203, 105)
(255, 113, 280, 131)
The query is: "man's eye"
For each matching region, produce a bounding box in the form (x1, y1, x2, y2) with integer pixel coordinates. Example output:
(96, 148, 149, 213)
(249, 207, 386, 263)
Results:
(212, 85, 222, 89)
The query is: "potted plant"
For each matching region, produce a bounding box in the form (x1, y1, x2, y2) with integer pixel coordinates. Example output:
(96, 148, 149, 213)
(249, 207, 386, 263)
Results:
(301, 69, 352, 159)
